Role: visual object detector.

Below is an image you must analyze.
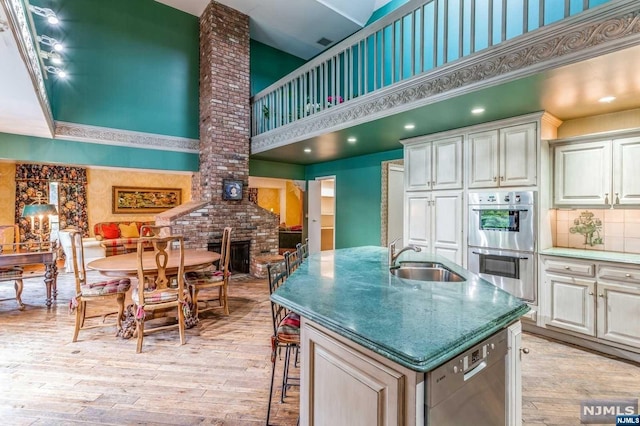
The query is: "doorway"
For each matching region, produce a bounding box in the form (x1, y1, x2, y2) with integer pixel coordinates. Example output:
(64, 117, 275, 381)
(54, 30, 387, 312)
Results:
(308, 176, 335, 253)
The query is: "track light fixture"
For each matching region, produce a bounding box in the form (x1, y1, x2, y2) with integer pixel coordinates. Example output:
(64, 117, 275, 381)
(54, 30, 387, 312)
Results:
(40, 50, 62, 65)
(29, 5, 59, 25)
(37, 34, 64, 51)
(44, 65, 67, 78)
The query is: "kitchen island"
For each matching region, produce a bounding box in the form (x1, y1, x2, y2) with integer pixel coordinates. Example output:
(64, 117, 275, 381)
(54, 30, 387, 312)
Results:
(271, 246, 530, 425)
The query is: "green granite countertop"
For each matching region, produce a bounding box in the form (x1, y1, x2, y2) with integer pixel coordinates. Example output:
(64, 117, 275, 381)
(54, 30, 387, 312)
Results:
(271, 246, 530, 372)
(540, 247, 640, 265)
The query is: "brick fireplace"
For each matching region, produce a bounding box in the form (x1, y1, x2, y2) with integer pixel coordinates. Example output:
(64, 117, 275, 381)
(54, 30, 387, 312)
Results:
(155, 1, 279, 276)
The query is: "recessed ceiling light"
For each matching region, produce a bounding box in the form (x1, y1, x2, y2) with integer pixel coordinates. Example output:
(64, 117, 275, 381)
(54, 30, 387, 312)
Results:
(599, 96, 616, 103)
(347, 137, 357, 143)
(404, 124, 415, 130)
(471, 107, 485, 114)
(304, 148, 311, 153)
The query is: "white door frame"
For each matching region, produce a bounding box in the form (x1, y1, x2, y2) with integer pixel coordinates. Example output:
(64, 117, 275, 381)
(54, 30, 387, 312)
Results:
(308, 175, 336, 253)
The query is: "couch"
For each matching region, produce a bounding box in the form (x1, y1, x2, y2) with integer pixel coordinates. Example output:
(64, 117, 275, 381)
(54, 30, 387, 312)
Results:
(93, 221, 153, 256)
(58, 229, 106, 273)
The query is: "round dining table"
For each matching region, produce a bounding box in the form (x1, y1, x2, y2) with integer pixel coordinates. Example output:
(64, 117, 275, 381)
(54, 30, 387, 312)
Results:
(87, 249, 220, 277)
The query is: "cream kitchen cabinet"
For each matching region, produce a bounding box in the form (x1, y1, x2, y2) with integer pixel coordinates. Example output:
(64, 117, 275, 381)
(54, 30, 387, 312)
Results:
(554, 136, 640, 207)
(541, 255, 640, 349)
(404, 136, 462, 191)
(468, 123, 537, 188)
(404, 190, 463, 264)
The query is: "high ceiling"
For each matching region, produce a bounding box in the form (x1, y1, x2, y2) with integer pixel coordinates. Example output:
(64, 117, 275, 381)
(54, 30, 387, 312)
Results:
(1, 1, 640, 167)
(156, 0, 383, 60)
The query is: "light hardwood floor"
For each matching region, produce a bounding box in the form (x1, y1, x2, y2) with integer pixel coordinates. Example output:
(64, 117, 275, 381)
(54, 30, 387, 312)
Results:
(1, 270, 638, 425)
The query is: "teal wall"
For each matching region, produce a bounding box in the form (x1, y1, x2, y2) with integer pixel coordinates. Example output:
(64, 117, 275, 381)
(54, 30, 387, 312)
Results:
(0, 133, 198, 171)
(249, 159, 305, 180)
(306, 149, 403, 249)
(48, 0, 199, 139)
(251, 40, 306, 96)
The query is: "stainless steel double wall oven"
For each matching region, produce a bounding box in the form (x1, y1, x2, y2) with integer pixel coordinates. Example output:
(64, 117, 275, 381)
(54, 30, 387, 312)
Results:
(468, 191, 536, 302)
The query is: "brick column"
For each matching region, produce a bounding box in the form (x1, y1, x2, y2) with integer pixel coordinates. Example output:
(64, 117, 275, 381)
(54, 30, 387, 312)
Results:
(198, 0, 251, 201)
(158, 1, 279, 276)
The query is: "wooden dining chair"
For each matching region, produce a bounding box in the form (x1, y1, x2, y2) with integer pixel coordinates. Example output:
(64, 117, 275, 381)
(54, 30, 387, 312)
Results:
(68, 229, 131, 342)
(139, 224, 172, 237)
(0, 225, 24, 310)
(133, 235, 187, 353)
(266, 259, 299, 425)
(185, 226, 232, 318)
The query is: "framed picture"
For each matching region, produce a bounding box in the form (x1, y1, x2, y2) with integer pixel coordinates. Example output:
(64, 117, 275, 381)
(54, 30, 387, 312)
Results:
(112, 186, 182, 214)
(222, 180, 243, 200)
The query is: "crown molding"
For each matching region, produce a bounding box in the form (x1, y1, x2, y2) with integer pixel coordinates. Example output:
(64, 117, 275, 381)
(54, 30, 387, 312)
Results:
(252, 2, 640, 154)
(54, 121, 199, 153)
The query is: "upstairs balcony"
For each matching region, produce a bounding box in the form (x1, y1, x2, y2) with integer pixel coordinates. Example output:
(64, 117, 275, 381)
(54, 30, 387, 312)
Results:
(250, 0, 640, 164)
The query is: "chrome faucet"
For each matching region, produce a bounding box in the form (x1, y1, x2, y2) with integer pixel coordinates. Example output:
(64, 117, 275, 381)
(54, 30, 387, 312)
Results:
(388, 238, 422, 267)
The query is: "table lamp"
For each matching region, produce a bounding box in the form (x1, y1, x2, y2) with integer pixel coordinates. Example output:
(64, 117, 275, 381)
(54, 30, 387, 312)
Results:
(21, 195, 58, 242)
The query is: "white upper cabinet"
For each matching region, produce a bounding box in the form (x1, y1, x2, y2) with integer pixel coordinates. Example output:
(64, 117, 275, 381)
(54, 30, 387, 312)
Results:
(500, 124, 537, 187)
(467, 130, 499, 188)
(613, 136, 640, 206)
(468, 123, 537, 188)
(554, 140, 611, 206)
(405, 136, 462, 191)
(554, 136, 640, 207)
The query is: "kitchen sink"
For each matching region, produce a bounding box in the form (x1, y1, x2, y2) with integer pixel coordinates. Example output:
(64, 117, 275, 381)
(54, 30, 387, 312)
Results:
(390, 262, 466, 282)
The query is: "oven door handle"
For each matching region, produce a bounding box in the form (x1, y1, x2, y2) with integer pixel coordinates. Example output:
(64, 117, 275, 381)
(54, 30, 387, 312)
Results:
(471, 251, 530, 261)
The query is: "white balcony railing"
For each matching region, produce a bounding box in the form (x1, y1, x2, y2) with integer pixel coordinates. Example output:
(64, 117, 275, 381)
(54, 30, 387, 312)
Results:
(251, 0, 612, 137)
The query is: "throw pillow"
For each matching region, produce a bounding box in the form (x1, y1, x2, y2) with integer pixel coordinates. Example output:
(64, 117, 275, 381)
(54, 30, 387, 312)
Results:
(101, 223, 120, 239)
(119, 222, 140, 238)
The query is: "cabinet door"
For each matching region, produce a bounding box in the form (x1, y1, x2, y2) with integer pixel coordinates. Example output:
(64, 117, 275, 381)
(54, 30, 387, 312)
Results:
(431, 191, 463, 264)
(432, 136, 463, 190)
(554, 140, 611, 206)
(468, 130, 499, 188)
(613, 137, 640, 206)
(544, 273, 596, 336)
(500, 123, 537, 187)
(301, 321, 404, 426)
(596, 281, 640, 348)
(405, 192, 431, 250)
(405, 142, 432, 191)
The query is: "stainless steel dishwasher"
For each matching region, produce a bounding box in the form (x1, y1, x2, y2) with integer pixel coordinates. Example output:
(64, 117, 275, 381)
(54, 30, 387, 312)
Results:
(425, 329, 508, 425)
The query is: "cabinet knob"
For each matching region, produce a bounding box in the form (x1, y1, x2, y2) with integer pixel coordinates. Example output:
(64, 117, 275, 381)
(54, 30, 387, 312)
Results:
(493, 176, 497, 182)
(500, 176, 505, 181)
(626, 273, 631, 278)
(598, 293, 604, 298)
(604, 193, 609, 204)
(615, 193, 620, 204)
(588, 291, 594, 296)
(521, 348, 530, 355)
(564, 266, 570, 270)
(431, 181, 435, 187)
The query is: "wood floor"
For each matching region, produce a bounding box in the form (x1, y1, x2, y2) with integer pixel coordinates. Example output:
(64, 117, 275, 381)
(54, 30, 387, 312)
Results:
(1, 270, 638, 425)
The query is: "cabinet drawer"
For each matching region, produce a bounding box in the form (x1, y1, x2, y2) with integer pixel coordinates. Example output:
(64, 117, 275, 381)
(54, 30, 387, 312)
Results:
(598, 266, 640, 284)
(544, 259, 595, 277)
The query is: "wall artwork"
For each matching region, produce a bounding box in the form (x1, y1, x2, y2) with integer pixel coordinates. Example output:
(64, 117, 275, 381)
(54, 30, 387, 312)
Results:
(222, 180, 243, 201)
(112, 186, 181, 214)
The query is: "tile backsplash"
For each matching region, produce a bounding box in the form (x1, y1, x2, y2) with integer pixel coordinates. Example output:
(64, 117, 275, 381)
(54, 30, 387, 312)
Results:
(555, 209, 640, 254)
